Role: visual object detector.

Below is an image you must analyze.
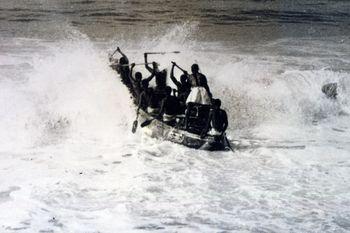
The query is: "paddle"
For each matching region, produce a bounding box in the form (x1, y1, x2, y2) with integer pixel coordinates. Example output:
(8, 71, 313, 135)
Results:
(121, 63, 157, 67)
(140, 118, 155, 128)
(131, 110, 139, 133)
(110, 48, 118, 57)
(145, 51, 180, 55)
(172, 62, 187, 73)
(108, 47, 120, 60)
(224, 135, 234, 153)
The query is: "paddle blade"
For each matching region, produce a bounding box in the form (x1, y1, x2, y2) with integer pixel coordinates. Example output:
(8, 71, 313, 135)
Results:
(132, 120, 138, 133)
(225, 137, 234, 153)
(140, 119, 154, 128)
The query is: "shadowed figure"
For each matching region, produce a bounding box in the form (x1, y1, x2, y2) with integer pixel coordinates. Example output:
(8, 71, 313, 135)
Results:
(322, 82, 338, 99)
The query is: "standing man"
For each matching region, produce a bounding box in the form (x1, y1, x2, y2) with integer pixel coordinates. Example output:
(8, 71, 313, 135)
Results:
(186, 63, 212, 104)
(185, 63, 212, 130)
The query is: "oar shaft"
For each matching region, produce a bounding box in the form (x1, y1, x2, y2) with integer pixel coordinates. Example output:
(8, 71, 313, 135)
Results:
(132, 110, 140, 133)
(174, 63, 186, 73)
(121, 63, 154, 67)
(109, 47, 119, 57)
(146, 51, 180, 55)
(224, 135, 234, 153)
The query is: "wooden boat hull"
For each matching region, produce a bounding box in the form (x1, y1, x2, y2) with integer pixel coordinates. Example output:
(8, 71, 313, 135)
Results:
(139, 111, 228, 151)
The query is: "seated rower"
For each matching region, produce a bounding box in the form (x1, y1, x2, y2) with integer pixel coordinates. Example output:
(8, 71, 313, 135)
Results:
(170, 62, 191, 104)
(158, 86, 183, 126)
(151, 70, 168, 108)
(201, 99, 228, 138)
(138, 83, 153, 112)
(154, 69, 167, 92)
(112, 47, 131, 88)
(142, 80, 168, 116)
(144, 53, 167, 92)
(144, 53, 160, 74)
(147, 88, 161, 116)
(129, 62, 156, 98)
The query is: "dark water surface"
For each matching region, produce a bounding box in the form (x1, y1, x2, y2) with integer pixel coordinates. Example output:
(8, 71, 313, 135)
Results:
(1, 0, 349, 42)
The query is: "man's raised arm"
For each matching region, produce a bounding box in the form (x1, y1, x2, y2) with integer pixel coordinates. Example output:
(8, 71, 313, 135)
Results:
(144, 53, 154, 73)
(117, 47, 129, 63)
(170, 62, 181, 87)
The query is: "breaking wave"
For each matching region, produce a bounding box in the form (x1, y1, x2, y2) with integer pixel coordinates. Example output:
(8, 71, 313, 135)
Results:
(1, 24, 349, 151)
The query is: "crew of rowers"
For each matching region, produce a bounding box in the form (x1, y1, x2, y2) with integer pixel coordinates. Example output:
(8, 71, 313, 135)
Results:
(110, 47, 228, 138)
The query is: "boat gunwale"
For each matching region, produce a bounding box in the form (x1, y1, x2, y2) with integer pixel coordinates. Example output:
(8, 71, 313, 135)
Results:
(138, 109, 223, 144)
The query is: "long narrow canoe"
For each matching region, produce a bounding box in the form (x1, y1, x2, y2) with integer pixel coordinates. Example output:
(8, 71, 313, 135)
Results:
(138, 110, 229, 151)
(109, 57, 230, 151)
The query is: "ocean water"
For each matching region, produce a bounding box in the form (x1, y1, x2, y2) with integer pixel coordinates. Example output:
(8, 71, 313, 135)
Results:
(0, 1, 350, 232)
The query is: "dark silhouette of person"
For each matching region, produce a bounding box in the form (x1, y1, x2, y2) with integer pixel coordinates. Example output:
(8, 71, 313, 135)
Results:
(322, 82, 338, 99)
(201, 99, 228, 138)
(147, 88, 161, 116)
(170, 62, 191, 104)
(115, 47, 131, 88)
(129, 62, 156, 98)
(144, 53, 160, 74)
(185, 64, 212, 129)
(187, 63, 212, 103)
(158, 86, 183, 126)
(148, 69, 168, 109)
(144, 53, 167, 92)
(138, 83, 153, 112)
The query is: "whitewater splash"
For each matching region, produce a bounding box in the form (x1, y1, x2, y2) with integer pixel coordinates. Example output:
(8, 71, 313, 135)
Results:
(1, 26, 349, 150)
(1, 26, 350, 232)
(0, 35, 135, 151)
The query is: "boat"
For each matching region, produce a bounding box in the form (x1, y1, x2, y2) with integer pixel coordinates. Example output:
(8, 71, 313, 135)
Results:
(108, 53, 232, 151)
(138, 110, 230, 151)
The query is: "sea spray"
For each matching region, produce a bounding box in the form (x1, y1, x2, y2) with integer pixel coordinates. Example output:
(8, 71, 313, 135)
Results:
(0, 37, 134, 151)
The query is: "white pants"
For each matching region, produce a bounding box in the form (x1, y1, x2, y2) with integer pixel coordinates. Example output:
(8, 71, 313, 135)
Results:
(186, 87, 211, 105)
